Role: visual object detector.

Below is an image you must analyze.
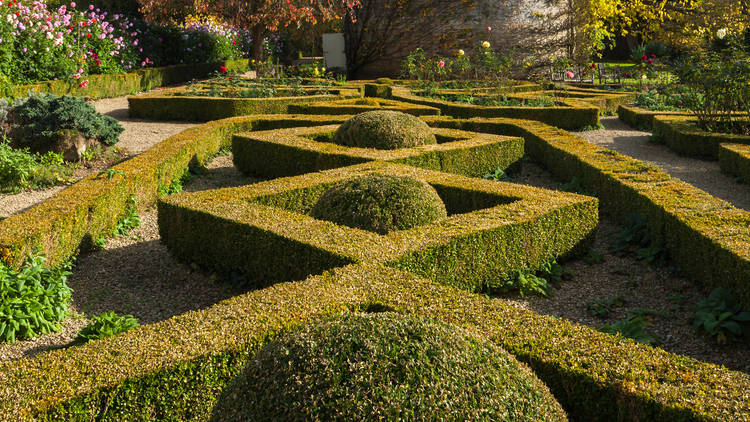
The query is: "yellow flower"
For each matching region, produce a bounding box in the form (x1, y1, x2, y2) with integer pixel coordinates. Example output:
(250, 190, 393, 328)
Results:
(251, 59, 256, 64)
(322, 67, 326, 72)
(482, 41, 490, 48)
(457, 49, 465, 56)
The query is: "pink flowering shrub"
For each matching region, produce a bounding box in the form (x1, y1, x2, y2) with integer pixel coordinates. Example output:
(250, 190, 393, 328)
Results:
(0, 1, 251, 86)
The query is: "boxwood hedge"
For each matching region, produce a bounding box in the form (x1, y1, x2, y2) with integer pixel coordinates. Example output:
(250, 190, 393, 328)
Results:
(719, 143, 750, 184)
(158, 161, 598, 292)
(652, 115, 750, 159)
(0, 263, 747, 421)
(231, 125, 524, 179)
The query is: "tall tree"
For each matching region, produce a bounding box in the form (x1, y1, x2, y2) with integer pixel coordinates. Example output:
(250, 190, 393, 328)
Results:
(138, 0, 360, 59)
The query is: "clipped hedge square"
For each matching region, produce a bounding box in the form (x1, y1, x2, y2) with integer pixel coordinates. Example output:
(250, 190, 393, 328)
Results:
(158, 161, 598, 292)
(287, 98, 441, 116)
(232, 125, 524, 179)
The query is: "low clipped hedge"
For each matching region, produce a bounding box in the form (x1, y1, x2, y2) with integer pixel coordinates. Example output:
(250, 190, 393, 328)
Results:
(10, 59, 248, 100)
(543, 88, 635, 115)
(128, 88, 360, 122)
(0, 263, 747, 421)
(719, 143, 750, 183)
(287, 98, 441, 116)
(158, 161, 598, 291)
(390, 86, 599, 130)
(0, 114, 351, 268)
(231, 125, 524, 179)
(652, 115, 750, 159)
(426, 116, 750, 308)
(617, 104, 691, 130)
(211, 312, 567, 421)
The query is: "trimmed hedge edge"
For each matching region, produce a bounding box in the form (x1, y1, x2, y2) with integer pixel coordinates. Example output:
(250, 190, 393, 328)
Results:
(616, 104, 692, 131)
(390, 86, 600, 130)
(10, 59, 249, 100)
(425, 116, 750, 309)
(652, 115, 750, 159)
(0, 263, 747, 421)
(719, 143, 750, 184)
(0, 114, 351, 268)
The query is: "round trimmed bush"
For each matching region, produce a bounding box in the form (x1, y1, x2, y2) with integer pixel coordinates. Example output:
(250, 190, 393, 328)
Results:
(310, 173, 447, 234)
(210, 312, 567, 421)
(333, 110, 436, 150)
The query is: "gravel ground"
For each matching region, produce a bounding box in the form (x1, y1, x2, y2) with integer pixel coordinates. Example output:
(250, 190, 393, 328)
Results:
(2, 152, 747, 374)
(0, 153, 254, 361)
(575, 116, 750, 210)
(0, 93, 197, 218)
(503, 161, 750, 374)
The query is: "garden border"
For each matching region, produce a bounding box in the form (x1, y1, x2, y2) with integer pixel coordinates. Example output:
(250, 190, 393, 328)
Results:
(158, 161, 597, 291)
(231, 125, 524, 179)
(127, 87, 361, 121)
(652, 115, 750, 159)
(616, 104, 691, 130)
(389, 86, 600, 130)
(426, 116, 750, 308)
(287, 98, 441, 116)
(0, 263, 747, 421)
(9, 59, 249, 100)
(0, 114, 351, 268)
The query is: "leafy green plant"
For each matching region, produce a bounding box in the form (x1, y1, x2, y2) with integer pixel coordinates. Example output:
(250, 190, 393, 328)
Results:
(692, 288, 750, 345)
(0, 255, 72, 343)
(586, 296, 625, 318)
(76, 311, 139, 343)
(113, 195, 140, 236)
(600, 314, 660, 345)
(560, 177, 591, 195)
(611, 214, 665, 264)
(157, 170, 192, 196)
(483, 167, 512, 182)
(583, 248, 604, 264)
(537, 259, 569, 283)
(499, 258, 567, 297)
(0, 140, 71, 193)
(98, 168, 126, 180)
(93, 235, 107, 250)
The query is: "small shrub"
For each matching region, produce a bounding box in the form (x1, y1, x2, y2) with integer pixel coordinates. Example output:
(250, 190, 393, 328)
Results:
(600, 313, 660, 345)
(158, 170, 191, 196)
(113, 195, 140, 236)
(76, 311, 139, 343)
(0, 256, 72, 343)
(483, 167, 512, 182)
(311, 174, 447, 234)
(333, 110, 436, 150)
(10, 94, 124, 150)
(611, 214, 665, 264)
(210, 312, 567, 421)
(587, 296, 625, 318)
(499, 258, 567, 297)
(692, 287, 750, 345)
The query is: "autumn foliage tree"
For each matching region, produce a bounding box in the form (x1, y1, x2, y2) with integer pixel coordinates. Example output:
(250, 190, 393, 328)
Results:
(137, 0, 360, 59)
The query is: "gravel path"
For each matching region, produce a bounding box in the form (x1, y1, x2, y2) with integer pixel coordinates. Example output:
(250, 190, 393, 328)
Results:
(576, 116, 750, 211)
(0, 93, 198, 218)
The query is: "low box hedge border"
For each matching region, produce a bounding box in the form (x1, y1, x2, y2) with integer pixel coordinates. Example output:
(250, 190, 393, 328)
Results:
(363, 80, 542, 100)
(425, 116, 750, 309)
(0, 263, 747, 421)
(287, 98, 441, 116)
(617, 104, 692, 131)
(652, 115, 750, 159)
(231, 125, 524, 179)
(0, 114, 351, 269)
(719, 143, 750, 184)
(389, 86, 600, 130)
(158, 161, 598, 291)
(128, 88, 361, 121)
(9, 59, 249, 100)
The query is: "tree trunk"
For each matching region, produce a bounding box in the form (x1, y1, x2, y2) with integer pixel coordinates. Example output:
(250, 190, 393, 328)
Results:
(252, 26, 265, 61)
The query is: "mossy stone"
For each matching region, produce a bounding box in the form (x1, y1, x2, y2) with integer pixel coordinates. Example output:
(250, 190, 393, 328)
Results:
(310, 173, 447, 234)
(210, 312, 568, 422)
(333, 110, 436, 150)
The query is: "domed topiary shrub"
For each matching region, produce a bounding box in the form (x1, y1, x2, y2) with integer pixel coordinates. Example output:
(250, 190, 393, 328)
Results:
(333, 110, 436, 150)
(310, 173, 447, 234)
(210, 312, 567, 422)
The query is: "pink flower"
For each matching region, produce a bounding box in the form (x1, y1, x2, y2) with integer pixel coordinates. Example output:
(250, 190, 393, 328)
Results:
(565, 70, 575, 79)
(647, 59, 653, 64)
(78, 79, 88, 88)
(219, 65, 227, 73)
(438, 60, 445, 68)
(487, 26, 492, 31)
(641, 55, 647, 61)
